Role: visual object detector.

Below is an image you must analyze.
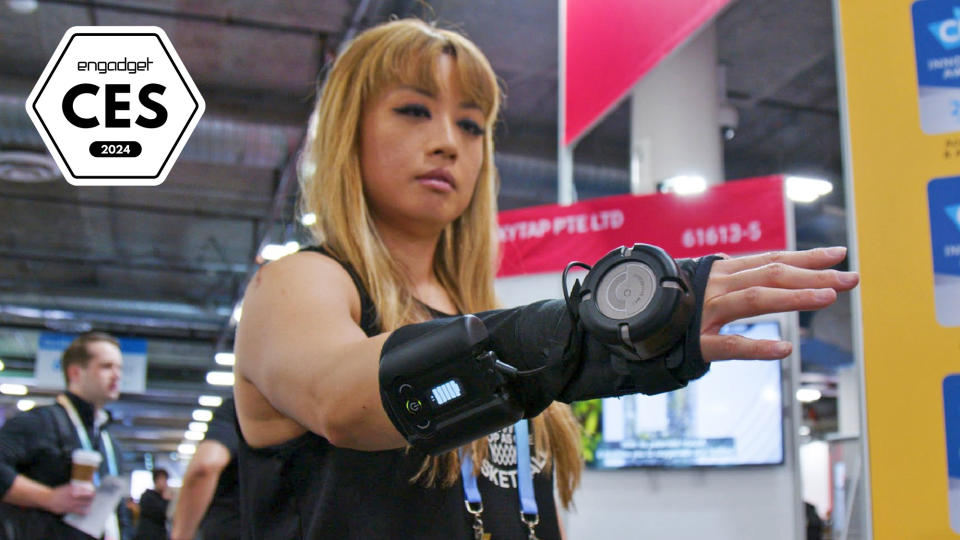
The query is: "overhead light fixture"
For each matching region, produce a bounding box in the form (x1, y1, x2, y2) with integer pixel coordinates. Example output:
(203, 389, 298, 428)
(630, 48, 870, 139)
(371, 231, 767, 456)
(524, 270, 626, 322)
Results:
(659, 175, 708, 196)
(16, 399, 35, 411)
(178, 443, 197, 455)
(231, 302, 243, 324)
(785, 176, 833, 203)
(214, 352, 235, 366)
(192, 409, 213, 422)
(718, 103, 739, 141)
(188, 422, 209, 433)
(796, 388, 822, 403)
(0, 151, 58, 182)
(184, 430, 205, 441)
(300, 212, 317, 226)
(260, 241, 300, 261)
(206, 371, 235, 386)
(6, 1, 38, 15)
(0, 383, 28, 396)
(198, 395, 223, 407)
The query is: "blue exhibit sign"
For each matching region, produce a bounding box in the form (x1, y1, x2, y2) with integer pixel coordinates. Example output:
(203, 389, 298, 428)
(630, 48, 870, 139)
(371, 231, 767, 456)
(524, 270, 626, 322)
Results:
(913, 0, 960, 133)
(929, 176, 960, 276)
(928, 176, 960, 326)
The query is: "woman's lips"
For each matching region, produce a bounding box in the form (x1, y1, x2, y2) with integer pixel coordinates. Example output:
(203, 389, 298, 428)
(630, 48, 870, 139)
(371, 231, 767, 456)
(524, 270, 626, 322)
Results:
(415, 169, 455, 193)
(416, 177, 454, 192)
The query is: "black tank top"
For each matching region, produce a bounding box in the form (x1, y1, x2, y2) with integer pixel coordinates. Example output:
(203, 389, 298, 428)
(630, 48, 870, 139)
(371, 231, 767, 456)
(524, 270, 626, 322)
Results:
(237, 246, 561, 539)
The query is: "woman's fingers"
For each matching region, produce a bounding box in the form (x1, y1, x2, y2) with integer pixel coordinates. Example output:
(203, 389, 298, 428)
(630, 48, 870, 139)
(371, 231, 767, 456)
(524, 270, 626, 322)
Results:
(711, 246, 848, 275)
(703, 286, 837, 329)
(695, 246, 857, 362)
(711, 263, 859, 296)
(701, 334, 792, 362)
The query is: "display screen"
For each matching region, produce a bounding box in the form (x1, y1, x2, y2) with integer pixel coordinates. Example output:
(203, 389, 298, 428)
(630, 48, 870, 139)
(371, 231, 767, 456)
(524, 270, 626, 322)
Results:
(430, 379, 462, 406)
(578, 320, 785, 468)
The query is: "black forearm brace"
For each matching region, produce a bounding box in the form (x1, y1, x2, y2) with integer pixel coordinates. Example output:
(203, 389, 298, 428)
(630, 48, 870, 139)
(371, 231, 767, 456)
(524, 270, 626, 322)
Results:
(379, 251, 721, 454)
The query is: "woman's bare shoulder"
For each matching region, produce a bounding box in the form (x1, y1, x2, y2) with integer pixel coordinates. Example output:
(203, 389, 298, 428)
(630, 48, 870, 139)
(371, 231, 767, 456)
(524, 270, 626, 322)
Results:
(242, 249, 363, 324)
(234, 250, 370, 447)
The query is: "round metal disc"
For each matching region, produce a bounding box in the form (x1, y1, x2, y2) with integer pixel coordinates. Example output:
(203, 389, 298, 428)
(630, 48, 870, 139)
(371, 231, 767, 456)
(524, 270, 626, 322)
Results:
(596, 261, 657, 319)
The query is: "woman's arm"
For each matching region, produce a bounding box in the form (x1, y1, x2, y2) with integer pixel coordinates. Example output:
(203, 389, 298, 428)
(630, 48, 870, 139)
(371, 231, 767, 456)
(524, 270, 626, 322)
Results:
(169, 440, 229, 540)
(234, 251, 406, 451)
(236, 247, 857, 453)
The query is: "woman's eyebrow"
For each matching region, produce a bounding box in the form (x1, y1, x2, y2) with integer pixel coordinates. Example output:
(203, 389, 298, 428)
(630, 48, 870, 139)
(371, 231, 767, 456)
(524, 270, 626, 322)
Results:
(396, 85, 482, 111)
(397, 85, 434, 98)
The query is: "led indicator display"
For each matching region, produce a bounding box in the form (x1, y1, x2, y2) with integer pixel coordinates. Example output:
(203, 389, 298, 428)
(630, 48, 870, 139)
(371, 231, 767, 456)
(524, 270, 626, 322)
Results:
(431, 380, 462, 406)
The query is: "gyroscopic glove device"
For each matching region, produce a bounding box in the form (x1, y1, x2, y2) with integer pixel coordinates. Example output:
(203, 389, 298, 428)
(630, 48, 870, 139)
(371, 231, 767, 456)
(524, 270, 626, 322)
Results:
(379, 244, 720, 455)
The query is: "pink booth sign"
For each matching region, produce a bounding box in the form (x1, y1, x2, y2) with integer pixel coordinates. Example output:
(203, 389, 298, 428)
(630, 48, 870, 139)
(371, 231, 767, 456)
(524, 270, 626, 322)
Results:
(564, 0, 732, 145)
(496, 176, 788, 278)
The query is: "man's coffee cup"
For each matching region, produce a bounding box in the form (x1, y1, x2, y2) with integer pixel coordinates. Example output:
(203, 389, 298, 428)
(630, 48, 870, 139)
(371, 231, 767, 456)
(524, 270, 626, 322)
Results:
(70, 449, 102, 486)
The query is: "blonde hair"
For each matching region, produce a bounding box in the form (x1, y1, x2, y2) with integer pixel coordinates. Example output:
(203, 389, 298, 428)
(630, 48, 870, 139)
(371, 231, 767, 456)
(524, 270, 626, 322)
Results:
(299, 18, 581, 508)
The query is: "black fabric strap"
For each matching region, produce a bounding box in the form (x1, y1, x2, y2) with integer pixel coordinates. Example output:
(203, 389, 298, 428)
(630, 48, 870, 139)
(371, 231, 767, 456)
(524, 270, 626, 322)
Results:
(49, 405, 76, 454)
(671, 255, 723, 381)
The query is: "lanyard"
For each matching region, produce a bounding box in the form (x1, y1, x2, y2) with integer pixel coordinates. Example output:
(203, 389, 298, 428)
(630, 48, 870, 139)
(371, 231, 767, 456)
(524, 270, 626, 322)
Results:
(461, 419, 540, 539)
(56, 394, 118, 477)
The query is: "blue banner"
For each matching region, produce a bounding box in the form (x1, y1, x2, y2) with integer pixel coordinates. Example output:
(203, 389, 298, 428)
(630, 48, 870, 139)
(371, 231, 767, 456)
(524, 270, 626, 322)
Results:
(929, 176, 960, 276)
(943, 374, 960, 478)
(913, 0, 960, 133)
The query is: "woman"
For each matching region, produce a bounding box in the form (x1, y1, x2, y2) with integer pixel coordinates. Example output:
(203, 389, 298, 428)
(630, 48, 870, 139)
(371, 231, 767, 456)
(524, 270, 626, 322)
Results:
(234, 18, 858, 539)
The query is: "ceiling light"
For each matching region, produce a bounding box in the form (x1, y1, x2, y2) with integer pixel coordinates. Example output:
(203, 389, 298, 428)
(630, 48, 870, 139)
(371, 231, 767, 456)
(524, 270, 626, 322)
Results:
(206, 371, 235, 386)
(192, 409, 213, 422)
(231, 302, 243, 324)
(188, 422, 208, 433)
(198, 395, 222, 407)
(184, 430, 205, 441)
(214, 352, 235, 366)
(785, 176, 833, 203)
(0, 151, 58, 182)
(659, 175, 708, 196)
(796, 388, 822, 403)
(6, 1, 38, 15)
(300, 212, 317, 226)
(178, 443, 197, 455)
(16, 399, 35, 411)
(260, 241, 300, 261)
(0, 384, 28, 396)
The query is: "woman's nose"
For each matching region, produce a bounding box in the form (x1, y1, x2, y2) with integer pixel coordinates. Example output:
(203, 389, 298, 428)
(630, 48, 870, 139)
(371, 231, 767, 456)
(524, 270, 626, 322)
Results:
(428, 116, 458, 160)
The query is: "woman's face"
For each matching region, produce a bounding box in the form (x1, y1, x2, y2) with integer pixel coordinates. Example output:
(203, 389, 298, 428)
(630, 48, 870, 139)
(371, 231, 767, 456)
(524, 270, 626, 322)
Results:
(359, 54, 486, 236)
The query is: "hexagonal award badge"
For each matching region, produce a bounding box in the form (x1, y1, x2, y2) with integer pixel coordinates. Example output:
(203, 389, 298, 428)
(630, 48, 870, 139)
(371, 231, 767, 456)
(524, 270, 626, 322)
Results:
(25, 27, 205, 186)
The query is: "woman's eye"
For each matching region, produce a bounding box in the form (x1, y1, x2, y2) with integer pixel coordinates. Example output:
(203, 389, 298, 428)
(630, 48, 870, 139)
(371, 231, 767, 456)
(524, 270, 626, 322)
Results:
(458, 119, 485, 136)
(394, 104, 430, 118)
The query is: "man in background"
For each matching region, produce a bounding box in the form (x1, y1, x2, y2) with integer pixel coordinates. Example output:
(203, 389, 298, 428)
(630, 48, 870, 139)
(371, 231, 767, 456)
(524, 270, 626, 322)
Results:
(0, 331, 124, 539)
(170, 398, 238, 540)
(131, 469, 171, 540)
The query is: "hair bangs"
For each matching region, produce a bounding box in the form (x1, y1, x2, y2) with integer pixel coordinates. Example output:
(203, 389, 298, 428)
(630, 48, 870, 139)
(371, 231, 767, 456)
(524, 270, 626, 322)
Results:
(441, 32, 500, 124)
(363, 27, 499, 123)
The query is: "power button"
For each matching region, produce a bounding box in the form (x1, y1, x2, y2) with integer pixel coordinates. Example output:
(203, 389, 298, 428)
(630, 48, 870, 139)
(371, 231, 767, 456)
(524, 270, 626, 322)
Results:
(398, 384, 421, 415)
(405, 399, 423, 414)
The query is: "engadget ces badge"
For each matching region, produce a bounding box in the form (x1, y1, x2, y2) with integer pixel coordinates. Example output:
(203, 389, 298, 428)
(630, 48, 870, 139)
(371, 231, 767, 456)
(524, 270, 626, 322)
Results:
(25, 27, 204, 186)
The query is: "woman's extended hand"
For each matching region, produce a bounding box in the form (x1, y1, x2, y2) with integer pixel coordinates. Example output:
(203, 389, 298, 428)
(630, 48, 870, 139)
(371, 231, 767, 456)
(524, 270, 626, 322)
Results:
(699, 247, 859, 362)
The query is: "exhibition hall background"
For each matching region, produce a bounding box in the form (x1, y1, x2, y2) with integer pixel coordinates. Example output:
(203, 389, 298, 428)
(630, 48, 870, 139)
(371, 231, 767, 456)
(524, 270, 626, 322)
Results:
(0, 0, 919, 538)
